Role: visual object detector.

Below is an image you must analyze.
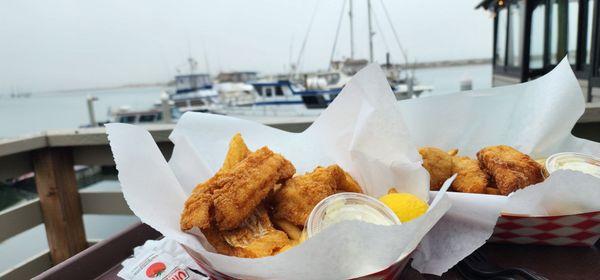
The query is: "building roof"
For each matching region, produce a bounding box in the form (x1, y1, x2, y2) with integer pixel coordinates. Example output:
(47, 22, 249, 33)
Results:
(475, 0, 498, 10)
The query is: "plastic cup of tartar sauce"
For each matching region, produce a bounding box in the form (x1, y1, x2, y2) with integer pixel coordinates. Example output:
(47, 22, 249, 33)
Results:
(545, 152, 600, 179)
(305, 192, 401, 238)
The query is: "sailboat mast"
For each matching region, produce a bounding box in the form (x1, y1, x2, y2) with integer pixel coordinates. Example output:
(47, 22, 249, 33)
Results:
(367, 0, 374, 62)
(349, 0, 355, 59)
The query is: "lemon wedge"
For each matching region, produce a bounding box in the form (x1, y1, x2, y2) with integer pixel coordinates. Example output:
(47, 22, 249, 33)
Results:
(379, 193, 428, 222)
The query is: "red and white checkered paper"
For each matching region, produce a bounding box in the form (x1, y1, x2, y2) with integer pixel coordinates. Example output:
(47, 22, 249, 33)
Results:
(489, 211, 600, 246)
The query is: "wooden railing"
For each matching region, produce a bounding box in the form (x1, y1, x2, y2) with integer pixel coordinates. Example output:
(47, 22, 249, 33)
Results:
(1, 105, 600, 279)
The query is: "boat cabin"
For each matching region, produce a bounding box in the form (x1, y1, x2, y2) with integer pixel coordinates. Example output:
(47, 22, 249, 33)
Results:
(174, 74, 212, 94)
(111, 107, 180, 124)
(250, 80, 339, 109)
(477, 0, 600, 102)
(252, 82, 288, 98)
(314, 72, 342, 86)
(216, 71, 259, 83)
(330, 59, 369, 76)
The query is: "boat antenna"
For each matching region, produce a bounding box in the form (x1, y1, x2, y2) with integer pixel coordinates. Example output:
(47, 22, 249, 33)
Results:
(372, 6, 391, 55)
(379, 0, 409, 66)
(349, 0, 355, 59)
(367, 0, 375, 62)
(186, 37, 196, 74)
(203, 43, 211, 75)
(329, 0, 348, 69)
(187, 57, 197, 74)
(187, 37, 192, 59)
(288, 35, 294, 75)
(294, 0, 320, 75)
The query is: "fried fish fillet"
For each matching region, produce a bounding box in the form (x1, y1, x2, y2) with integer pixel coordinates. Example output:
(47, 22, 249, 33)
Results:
(419, 147, 453, 190)
(272, 165, 361, 226)
(221, 133, 251, 171)
(477, 145, 544, 195)
(220, 205, 290, 258)
(180, 140, 295, 231)
(212, 147, 295, 230)
(273, 218, 302, 241)
(451, 156, 488, 193)
(335, 167, 363, 193)
(485, 187, 500, 195)
(180, 192, 213, 230)
(181, 134, 253, 231)
(181, 134, 292, 257)
(189, 133, 251, 195)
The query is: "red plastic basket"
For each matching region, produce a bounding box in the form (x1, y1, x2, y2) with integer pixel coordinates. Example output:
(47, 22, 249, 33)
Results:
(490, 211, 600, 246)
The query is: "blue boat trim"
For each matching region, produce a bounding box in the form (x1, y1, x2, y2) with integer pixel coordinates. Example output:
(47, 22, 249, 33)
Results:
(250, 80, 342, 96)
(253, 100, 306, 105)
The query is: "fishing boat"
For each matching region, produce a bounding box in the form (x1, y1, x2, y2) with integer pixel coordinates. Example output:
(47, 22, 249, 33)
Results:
(306, 58, 433, 100)
(168, 58, 220, 113)
(298, 0, 433, 100)
(209, 79, 338, 119)
(108, 105, 180, 124)
(214, 71, 260, 107)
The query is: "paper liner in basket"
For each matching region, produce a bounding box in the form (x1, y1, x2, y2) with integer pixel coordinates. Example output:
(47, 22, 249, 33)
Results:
(398, 58, 600, 275)
(106, 64, 452, 280)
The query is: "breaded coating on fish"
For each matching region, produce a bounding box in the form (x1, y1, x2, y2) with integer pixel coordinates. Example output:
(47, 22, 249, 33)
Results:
(451, 156, 488, 193)
(272, 165, 361, 226)
(212, 147, 295, 230)
(180, 192, 212, 231)
(477, 145, 544, 195)
(419, 147, 453, 190)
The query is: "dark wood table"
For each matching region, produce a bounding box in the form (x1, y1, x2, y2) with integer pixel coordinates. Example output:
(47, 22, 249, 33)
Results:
(33, 222, 600, 280)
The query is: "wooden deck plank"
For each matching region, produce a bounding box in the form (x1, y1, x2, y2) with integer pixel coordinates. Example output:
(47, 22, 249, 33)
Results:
(45, 124, 175, 147)
(0, 199, 43, 243)
(0, 134, 46, 157)
(0, 250, 52, 280)
(80, 191, 132, 215)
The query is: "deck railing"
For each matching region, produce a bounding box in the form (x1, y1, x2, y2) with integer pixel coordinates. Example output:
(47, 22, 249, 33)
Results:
(1, 104, 599, 279)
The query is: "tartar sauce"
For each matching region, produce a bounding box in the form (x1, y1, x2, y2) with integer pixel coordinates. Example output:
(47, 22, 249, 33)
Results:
(321, 201, 397, 228)
(555, 161, 600, 178)
(545, 152, 600, 179)
(305, 192, 400, 238)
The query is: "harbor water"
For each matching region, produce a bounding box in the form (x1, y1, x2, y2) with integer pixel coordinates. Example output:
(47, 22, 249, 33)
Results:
(0, 63, 491, 272)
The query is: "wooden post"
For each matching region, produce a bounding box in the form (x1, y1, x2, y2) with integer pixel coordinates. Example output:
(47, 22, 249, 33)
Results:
(33, 147, 87, 264)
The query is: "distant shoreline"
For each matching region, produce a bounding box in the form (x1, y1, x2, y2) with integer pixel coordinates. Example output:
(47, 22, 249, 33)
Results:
(38, 82, 168, 95)
(410, 58, 491, 69)
(12, 58, 492, 95)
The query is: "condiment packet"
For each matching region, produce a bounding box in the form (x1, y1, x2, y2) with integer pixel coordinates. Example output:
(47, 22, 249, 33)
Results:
(118, 238, 207, 280)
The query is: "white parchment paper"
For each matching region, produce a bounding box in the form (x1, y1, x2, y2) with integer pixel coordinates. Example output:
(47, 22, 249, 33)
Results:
(106, 64, 451, 280)
(400, 59, 600, 275)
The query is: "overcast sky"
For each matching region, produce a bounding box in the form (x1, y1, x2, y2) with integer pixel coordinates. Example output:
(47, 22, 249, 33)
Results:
(0, 0, 492, 92)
